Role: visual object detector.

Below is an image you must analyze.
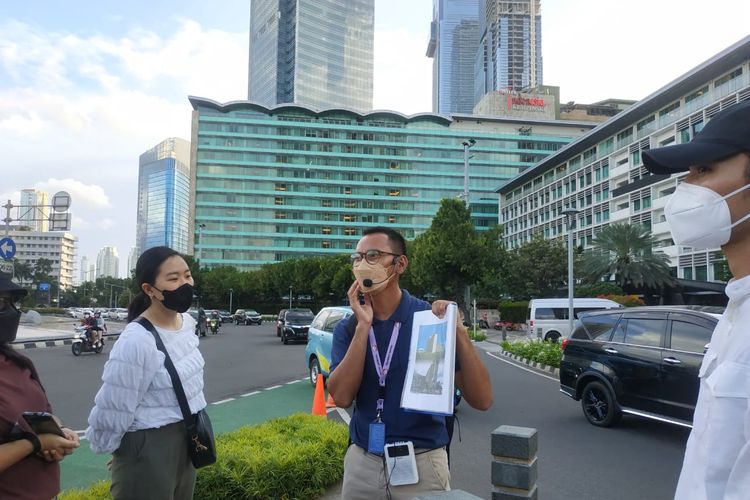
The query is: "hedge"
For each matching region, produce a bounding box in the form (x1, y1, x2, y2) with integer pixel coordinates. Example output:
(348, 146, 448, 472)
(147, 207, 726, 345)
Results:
(497, 301, 528, 323)
(59, 413, 349, 500)
(502, 339, 563, 368)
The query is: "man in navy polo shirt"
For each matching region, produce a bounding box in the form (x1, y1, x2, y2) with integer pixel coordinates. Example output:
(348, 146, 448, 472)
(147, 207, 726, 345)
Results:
(328, 226, 493, 499)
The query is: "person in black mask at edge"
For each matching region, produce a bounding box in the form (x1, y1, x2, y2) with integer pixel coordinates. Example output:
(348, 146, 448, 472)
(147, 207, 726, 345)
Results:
(87, 246, 208, 499)
(0, 275, 80, 500)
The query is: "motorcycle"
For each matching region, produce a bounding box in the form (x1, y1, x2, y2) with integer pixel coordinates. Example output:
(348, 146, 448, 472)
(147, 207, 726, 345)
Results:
(72, 325, 104, 356)
(208, 317, 220, 335)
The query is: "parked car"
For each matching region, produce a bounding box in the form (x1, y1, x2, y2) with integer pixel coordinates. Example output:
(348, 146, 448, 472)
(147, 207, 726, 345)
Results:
(276, 308, 313, 337)
(305, 306, 353, 386)
(234, 309, 262, 325)
(107, 308, 128, 321)
(527, 297, 622, 342)
(559, 306, 723, 428)
(218, 310, 233, 323)
(279, 309, 316, 345)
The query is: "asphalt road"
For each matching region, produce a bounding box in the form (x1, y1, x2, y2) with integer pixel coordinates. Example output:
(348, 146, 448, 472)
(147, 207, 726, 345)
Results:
(23, 321, 309, 430)
(25, 325, 689, 499)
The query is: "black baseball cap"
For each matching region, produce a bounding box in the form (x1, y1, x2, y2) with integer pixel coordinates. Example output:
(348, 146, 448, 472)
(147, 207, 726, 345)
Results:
(643, 99, 750, 175)
(0, 275, 28, 299)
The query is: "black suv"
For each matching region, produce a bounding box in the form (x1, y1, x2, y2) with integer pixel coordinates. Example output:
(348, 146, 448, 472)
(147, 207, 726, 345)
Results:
(234, 309, 262, 325)
(276, 308, 314, 337)
(279, 309, 315, 345)
(560, 306, 722, 428)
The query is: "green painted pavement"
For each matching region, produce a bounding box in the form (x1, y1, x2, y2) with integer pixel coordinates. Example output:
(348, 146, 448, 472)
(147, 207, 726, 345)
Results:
(61, 379, 315, 492)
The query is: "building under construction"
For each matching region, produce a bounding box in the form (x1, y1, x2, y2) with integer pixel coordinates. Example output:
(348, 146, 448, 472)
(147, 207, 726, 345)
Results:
(475, 0, 542, 102)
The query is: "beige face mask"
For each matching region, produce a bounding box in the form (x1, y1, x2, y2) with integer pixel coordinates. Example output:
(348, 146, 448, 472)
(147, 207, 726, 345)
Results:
(353, 259, 398, 294)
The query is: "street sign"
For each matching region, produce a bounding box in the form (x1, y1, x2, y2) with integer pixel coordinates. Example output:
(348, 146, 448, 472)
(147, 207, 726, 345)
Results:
(0, 261, 12, 275)
(0, 237, 16, 260)
(39, 282, 50, 291)
(50, 212, 71, 231)
(52, 191, 71, 212)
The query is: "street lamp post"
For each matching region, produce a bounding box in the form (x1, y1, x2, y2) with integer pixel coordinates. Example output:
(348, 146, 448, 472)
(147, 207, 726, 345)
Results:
(288, 285, 293, 309)
(197, 223, 206, 264)
(561, 208, 581, 336)
(461, 139, 476, 207)
(229, 288, 234, 313)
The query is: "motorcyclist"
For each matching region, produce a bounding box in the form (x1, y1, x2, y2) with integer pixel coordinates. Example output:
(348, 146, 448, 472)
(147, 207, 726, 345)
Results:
(209, 310, 220, 333)
(81, 312, 102, 347)
(93, 311, 107, 346)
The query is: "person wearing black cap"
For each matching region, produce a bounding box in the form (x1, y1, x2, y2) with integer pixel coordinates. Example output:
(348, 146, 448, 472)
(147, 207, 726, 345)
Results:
(643, 99, 750, 500)
(0, 275, 80, 499)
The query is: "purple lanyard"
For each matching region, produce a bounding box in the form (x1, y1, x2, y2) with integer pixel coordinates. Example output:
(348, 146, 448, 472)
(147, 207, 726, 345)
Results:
(368, 322, 401, 413)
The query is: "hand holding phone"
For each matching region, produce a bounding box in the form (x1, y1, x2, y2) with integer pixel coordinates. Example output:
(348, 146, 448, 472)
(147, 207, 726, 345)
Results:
(22, 412, 66, 437)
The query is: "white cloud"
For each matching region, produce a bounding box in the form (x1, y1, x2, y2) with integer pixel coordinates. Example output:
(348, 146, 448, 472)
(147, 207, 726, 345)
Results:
(34, 178, 111, 209)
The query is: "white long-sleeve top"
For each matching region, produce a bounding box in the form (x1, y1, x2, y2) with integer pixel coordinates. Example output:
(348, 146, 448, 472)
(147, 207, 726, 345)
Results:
(675, 274, 750, 500)
(86, 313, 207, 454)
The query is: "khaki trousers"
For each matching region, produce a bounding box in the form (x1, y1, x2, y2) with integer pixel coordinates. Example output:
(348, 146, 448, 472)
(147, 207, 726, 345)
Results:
(341, 444, 451, 499)
(110, 421, 196, 500)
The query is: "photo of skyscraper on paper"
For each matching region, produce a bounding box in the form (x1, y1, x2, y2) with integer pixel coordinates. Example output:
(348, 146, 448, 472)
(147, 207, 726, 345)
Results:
(410, 322, 447, 395)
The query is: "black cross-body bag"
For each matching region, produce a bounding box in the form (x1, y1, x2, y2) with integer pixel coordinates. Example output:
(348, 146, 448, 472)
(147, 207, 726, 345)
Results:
(136, 317, 217, 468)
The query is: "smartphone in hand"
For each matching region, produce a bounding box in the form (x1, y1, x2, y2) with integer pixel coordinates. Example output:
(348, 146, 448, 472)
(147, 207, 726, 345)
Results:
(22, 412, 66, 437)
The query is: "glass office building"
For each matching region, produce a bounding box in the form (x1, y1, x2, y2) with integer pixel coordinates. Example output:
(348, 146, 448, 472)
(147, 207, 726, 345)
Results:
(136, 138, 192, 255)
(499, 36, 750, 283)
(248, 0, 374, 112)
(427, 0, 480, 115)
(189, 97, 594, 270)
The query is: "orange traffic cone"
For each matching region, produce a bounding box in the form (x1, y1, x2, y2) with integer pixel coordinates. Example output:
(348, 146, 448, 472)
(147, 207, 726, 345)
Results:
(326, 392, 337, 408)
(312, 373, 327, 416)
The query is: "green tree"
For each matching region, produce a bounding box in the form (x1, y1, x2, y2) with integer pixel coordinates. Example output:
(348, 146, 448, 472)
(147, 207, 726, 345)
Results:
(410, 199, 503, 315)
(503, 236, 568, 300)
(581, 223, 674, 289)
(33, 258, 53, 282)
(13, 260, 34, 283)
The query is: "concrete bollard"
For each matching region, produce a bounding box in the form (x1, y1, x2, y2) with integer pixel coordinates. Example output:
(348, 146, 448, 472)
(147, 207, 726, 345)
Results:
(491, 426, 538, 499)
(502, 326, 507, 342)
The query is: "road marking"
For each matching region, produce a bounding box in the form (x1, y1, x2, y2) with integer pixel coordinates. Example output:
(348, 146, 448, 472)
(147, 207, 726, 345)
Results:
(212, 398, 235, 405)
(240, 391, 261, 397)
(331, 407, 351, 424)
(486, 351, 558, 382)
(265, 385, 282, 390)
(286, 380, 300, 385)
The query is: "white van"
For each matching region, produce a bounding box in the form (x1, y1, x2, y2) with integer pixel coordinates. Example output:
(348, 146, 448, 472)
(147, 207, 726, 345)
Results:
(526, 298, 622, 341)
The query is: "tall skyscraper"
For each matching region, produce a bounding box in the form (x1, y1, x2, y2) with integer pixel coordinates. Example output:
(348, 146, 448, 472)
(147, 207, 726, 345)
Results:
(18, 189, 49, 232)
(475, 0, 542, 102)
(248, 0, 374, 111)
(96, 246, 119, 279)
(427, 0, 480, 115)
(136, 138, 191, 255)
(127, 247, 138, 278)
(80, 256, 90, 283)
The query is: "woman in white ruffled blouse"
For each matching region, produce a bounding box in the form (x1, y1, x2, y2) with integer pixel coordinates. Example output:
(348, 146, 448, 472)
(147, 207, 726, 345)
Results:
(87, 246, 207, 500)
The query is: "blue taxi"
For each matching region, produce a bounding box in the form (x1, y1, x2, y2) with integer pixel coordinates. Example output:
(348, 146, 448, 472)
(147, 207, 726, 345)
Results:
(304, 306, 353, 387)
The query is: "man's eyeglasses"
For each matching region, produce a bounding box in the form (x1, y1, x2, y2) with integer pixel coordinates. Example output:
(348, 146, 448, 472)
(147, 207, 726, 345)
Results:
(350, 249, 401, 265)
(0, 297, 22, 313)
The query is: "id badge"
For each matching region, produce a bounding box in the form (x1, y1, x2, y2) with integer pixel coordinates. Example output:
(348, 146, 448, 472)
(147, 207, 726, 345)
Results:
(368, 421, 386, 454)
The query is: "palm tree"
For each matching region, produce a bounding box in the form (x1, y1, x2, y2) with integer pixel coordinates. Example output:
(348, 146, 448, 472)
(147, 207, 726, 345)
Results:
(582, 223, 675, 289)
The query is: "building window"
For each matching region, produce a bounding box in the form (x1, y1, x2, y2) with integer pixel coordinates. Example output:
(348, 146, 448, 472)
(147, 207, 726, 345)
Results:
(388, 216, 396, 223)
(275, 183, 287, 191)
(275, 197, 284, 205)
(322, 227, 332, 235)
(343, 214, 356, 222)
(389, 189, 401, 197)
(322, 199, 332, 207)
(322, 241, 331, 249)
(274, 211, 286, 219)
(344, 187, 352, 195)
(683, 267, 693, 280)
(344, 227, 356, 236)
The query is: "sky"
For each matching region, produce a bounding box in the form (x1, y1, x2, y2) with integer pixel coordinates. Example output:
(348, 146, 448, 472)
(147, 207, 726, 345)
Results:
(2, 0, 749, 278)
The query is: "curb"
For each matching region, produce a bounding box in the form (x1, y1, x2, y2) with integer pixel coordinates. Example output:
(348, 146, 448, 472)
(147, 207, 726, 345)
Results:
(11, 333, 122, 350)
(498, 348, 560, 376)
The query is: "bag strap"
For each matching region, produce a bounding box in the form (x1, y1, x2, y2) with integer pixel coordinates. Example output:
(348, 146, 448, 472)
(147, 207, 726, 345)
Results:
(135, 317, 196, 433)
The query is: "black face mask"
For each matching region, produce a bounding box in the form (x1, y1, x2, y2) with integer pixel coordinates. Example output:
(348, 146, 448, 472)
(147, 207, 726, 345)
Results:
(0, 304, 22, 344)
(153, 283, 194, 313)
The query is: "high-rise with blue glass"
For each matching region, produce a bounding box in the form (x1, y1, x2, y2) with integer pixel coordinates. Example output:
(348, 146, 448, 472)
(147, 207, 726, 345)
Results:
(248, 0, 374, 112)
(136, 138, 191, 256)
(427, 0, 480, 115)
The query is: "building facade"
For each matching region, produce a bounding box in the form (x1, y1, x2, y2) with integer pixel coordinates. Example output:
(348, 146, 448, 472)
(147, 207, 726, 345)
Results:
(248, 0, 374, 112)
(9, 230, 77, 289)
(96, 246, 119, 279)
(79, 255, 89, 284)
(136, 138, 192, 255)
(498, 36, 750, 284)
(427, 0, 480, 115)
(475, 0, 542, 104)
(18, 189, 50, 232)
(189, 96, 595, 270)
(127, 247, 138, 278)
